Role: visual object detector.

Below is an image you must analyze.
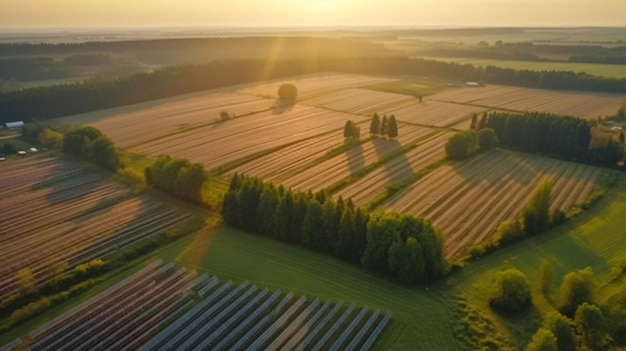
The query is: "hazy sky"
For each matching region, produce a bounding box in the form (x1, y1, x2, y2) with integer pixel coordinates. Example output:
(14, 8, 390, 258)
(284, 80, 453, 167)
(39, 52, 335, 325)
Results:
(2, 0, 625, 28)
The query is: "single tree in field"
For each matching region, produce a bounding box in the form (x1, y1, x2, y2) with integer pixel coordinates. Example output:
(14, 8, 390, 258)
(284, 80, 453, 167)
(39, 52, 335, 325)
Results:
(370, 113, 381, 135)
(387, 115, 398, 138)
(278, 83, 298, 101)
(470, 113, 478, 130)
(344, 120, 360, 138)
(381, 115, 388, 136)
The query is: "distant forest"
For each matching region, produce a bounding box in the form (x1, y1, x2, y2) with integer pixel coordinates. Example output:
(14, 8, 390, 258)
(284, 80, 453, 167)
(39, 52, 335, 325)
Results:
(1, 56, 626, 123)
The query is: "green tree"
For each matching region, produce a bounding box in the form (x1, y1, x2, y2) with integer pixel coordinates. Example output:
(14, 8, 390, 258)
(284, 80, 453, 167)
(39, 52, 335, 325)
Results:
(257, 185, 280, 237)
(381, 115, 388, 135)
(542, 311, 576, 351)
(492, 219, 524, 246)
(322, 199, 340, 254)
(477, 112, 488, 130)
(222, 190, 239, 226)
(575, 302, 612, 350)
(301, 200, 325, 250)
(362, 213, 397, 273)
(337, 206, 357, 258)
(477, 128, 498, 150)
(275, 191, 294, 241)
(388, 236, 425, 284)
(470, 113, 478, 130)
(559, 266, 595, 317)
(488, 269, 532, 314)
(370, 113, 381, 135)
(278, 83, 297, 101)
(445, 131, 478, 160)
(387, 114, 398, 138)
(525, 328, 557, 351)
(619, 132, 625, 145)
(90, 137, 120, 171)
(521, 179, 553, 235)
(343, 120, 360, 138)
(2, 142, 17, 154)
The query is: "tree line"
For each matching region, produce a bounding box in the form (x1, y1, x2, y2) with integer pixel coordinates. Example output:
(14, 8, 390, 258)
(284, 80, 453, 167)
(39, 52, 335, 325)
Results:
(370, 113, 398, 138)
(222, 174, 448, 284)
(479, 111, 624, 167)
(144, 155, 207, 205)
(2, 56, 626, 124)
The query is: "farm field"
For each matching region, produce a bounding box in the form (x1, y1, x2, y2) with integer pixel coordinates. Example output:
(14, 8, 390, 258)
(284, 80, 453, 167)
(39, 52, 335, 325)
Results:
(58, 92, 274, 148)
(302, 88, 414, 115)
(0, 156, 192, 302)
(279, 124, 439, 192)
(335, 132, 451, 206)
(385, 149, 608, 259)
(3, 259, 390, 351)
(420, 56, 626, 79)
(385, 99, 487, 127)
(133, 104, 367, 170)
(428, 84, 624, 119)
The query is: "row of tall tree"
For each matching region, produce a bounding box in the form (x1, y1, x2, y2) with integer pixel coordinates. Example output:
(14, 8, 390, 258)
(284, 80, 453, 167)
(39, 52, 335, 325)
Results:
(3, 57, 625, 124)
(144, 155, 207, 205)
(222, 174, 448, 284)
(480, 111, 624, 167)
(370, 113, 398, 138)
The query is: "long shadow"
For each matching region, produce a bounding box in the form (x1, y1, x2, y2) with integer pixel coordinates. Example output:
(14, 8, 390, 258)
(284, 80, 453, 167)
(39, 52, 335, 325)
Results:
(345, 141, 366, 176)
(371, 137, 413, 181)
(450, 149, 537, 187)
(272, 99, 295, 115)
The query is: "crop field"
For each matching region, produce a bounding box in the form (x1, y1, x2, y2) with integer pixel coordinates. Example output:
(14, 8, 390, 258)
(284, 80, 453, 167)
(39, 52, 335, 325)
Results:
(429, 84, 624, 119)
(0, 156, 192, 302)
(3, 259, 391, 351)
(133, 104, 367, 170)
(335, 132, 451, 206)
(385, 149, 606, 258)
(58, 92, 274, 148)
(386, 99, 487, 127)
(303, 88, 414, 115)
(279, 124, 439, 192)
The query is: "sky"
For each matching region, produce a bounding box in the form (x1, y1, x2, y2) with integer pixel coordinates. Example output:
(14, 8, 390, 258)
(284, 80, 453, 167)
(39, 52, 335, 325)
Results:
(1, 0, 625, 29)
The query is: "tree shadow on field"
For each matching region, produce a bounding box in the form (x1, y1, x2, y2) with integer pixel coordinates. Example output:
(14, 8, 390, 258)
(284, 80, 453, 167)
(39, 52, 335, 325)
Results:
(450, 149, 537, 187)
(372, 137, 413, 180)
(345, 141, 365, 176)
(272, 99, 295, 114)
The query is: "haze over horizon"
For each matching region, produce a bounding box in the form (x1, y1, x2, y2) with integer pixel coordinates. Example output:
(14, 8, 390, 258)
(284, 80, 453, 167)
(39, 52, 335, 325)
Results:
(2, 0, 625, 29)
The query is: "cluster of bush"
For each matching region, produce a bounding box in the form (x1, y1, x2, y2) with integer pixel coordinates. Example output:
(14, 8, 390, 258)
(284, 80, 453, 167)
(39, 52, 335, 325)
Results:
(144, 155, 207, 205)
(444, 128, 499, 160)
(61, 126, 120, 171)
(222, 174, 448, 284)
(491, 265, 625, 351)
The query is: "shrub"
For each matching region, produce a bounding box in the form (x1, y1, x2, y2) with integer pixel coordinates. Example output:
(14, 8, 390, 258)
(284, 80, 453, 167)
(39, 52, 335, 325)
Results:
(558, 266, 595, 317)
(575, 302, 612, 350)
(445, 131, 478, 160)
(488, 269, 532, 314)
(542, 311, 576, 351)
(492, 220, 524, 246)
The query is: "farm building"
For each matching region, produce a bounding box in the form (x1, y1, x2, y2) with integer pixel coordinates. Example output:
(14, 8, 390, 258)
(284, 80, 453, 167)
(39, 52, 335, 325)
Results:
(465, 82, 480, 87)
(5, 121, 24, 129)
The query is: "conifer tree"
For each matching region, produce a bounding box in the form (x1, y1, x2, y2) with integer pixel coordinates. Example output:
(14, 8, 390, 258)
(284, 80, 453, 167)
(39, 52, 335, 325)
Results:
(387, 114, 398, 138)
(370, 113, 381, 135)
